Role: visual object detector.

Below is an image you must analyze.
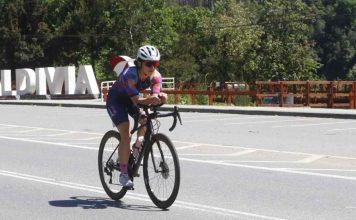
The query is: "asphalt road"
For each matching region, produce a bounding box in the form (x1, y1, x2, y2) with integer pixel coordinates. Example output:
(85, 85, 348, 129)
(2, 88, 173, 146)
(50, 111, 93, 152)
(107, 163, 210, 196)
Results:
(0, 105, 355, 220)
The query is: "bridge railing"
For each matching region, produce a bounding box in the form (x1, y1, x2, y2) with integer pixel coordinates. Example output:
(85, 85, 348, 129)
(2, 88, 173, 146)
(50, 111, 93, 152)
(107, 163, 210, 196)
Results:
(100, 80, 356, 109)
(255, 81, 356, 109)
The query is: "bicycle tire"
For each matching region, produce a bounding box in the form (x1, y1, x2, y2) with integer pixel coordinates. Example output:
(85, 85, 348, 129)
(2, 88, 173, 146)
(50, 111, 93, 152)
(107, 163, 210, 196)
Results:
(143, 133, 180, 209)
(98, 130, 127, 200)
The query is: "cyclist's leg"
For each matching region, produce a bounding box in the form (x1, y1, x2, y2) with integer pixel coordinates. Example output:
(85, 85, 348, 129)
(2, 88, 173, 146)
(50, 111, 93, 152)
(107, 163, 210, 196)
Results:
(128, 106, 146, 155)
(106, 94, 133, 187)
(116, 122, 131, 172)
(116, 122, 134, 187)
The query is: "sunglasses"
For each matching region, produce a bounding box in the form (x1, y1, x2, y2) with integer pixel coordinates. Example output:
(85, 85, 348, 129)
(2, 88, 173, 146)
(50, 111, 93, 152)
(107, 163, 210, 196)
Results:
(144, 61, 160, 68)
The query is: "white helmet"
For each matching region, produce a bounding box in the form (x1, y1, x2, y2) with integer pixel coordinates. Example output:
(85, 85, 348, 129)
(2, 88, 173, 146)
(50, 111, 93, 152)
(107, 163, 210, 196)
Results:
(137, 45, 160, 61)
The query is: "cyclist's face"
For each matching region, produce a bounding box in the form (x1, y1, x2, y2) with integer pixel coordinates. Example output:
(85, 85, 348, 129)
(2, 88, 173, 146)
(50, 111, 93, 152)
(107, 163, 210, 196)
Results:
(142, 61, 159, 76)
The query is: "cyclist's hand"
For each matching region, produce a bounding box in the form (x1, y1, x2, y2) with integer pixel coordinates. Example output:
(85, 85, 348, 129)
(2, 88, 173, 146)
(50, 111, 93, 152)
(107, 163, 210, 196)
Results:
(147, 96, 161, 106)
(158, 92, 168, 104)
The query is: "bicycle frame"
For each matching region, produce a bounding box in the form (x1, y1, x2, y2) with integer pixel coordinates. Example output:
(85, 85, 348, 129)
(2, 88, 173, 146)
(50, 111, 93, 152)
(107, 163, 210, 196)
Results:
(99, 104, 182, 208)
(129, 105, 181, 178)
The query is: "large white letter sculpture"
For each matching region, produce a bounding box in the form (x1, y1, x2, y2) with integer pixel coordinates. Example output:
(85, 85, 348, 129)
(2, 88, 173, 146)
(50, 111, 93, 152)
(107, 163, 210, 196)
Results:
(1, 69, 14, 96)
(46, 66, 76, 95)
(75, 65, 100, 95)
(16, 69, 36, 95)
(0, 65, 99, 97)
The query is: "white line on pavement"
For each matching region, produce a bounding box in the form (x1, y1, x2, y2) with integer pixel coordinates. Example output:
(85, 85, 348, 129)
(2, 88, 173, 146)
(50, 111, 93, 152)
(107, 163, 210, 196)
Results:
(179, 157, 356, 182)
(0, 169, 285, 220)
(0, 135, 97, 150)
(182, 116, 276, 123)
(225, 118, 317, 125)
(0, 123, 103, 136)
(272, 121, 356, 128)
(297, 155, 325, 163)
(327, 127, 356, 132)
(2, 134, 356, 182)
(282, 168, 356, 172)
(232, 149, 257, 156)
(175, 144, 201, 150)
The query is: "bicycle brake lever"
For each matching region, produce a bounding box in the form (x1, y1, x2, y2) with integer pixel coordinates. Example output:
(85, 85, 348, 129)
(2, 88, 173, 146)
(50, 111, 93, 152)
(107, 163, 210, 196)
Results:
(169, 115, 177, 132)
(177, 111, 182, 125)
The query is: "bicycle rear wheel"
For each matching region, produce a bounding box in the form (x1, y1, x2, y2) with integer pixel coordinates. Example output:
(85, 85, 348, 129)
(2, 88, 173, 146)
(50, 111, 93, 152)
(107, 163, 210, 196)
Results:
(143, 133, 180, 209)
(98, 130, 127, 200)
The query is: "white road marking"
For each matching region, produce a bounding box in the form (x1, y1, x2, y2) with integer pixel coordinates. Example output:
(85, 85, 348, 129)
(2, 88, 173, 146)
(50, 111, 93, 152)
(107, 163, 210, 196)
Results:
(43, 132, 75, 137)
(17, 128, 44, 133)
(232, 149, 257, 156)
(179, 150, 257, 157)
(179, 154, 245, 156)
(183, 116, 276, 123)
(0, 170, 285, 220)
(0, 123, 102, 136)
(211, 160, 306, 163)
(1, 124, 356, 182)
(176, 144, 201, 150)
(175, 140, 356, 161)
(297, 155, 325, 163)
(2, 126, 356, 163)
(0, 170, 55, 181)
(225, 118, 316, 125)
(179, 157, 356, 181)
(0, 135, 97, 150)
(328, 127, 356, 132)
(272, 121, 356, 128)
(2, 134, 356, 181)
(282, 168, 356, 172)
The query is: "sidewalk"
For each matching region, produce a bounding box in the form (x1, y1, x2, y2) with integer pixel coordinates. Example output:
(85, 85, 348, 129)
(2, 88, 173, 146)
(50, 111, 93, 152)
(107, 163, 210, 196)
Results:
(1, 99, 356, 119)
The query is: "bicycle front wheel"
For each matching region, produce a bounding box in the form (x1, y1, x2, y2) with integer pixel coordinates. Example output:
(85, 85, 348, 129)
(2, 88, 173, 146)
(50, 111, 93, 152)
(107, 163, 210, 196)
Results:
(143, 133, 180, 209)
(98, 130, 127, 200)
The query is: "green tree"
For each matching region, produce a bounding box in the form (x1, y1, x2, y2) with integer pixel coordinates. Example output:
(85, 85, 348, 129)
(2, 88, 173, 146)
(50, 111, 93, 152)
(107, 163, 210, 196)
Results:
(0, 0, 51, 71)
(254, 0, 319, 81)
(159, 6, 208, 83)
(201, 0, 263, 82)
(306, 0, 356, 80)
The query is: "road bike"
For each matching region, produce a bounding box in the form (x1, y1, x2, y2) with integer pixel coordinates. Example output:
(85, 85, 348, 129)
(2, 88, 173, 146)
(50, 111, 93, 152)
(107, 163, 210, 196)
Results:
(98, 104, 182, 209)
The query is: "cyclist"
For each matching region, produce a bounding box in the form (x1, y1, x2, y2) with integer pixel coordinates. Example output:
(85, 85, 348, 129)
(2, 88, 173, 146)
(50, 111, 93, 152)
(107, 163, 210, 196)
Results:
(106, 45, 167, 188)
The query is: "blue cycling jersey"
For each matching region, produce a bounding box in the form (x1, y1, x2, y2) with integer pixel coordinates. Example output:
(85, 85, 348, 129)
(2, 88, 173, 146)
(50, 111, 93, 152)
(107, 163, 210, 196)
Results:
(110, 66, 162, 98)
(106, 66, 162, 126)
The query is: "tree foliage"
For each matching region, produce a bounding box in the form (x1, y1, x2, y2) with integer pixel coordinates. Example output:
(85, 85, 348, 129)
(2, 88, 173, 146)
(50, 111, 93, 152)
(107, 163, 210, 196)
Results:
(306, 0, 356, 80)
(0, 0, 354, 83)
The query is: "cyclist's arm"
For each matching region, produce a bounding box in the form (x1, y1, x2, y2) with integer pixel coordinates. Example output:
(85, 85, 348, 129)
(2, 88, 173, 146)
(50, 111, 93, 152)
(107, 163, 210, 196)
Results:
(150, 71, 167, 104)
(125, 78, 160, 106)
(131, 94, 161, 106)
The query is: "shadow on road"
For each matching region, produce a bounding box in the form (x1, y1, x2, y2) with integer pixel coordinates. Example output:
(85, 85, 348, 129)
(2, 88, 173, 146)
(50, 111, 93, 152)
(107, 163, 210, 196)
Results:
(49, 196, 165, 211)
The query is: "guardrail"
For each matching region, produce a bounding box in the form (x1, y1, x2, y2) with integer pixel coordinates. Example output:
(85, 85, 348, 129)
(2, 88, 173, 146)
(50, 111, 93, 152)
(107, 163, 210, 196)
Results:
(256, 81, 356, 109)
(100, 81, 356, 109)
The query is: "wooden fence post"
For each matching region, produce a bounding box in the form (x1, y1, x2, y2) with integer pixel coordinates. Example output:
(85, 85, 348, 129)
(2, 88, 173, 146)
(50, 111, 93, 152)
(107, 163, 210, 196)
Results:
(256, 83, 261, 106)
(354, 82, 356, 109)
(305, 81, 310, 107)
(328, 81, 334, 108)
(189, 84, 196, 105)
(352, 82, 356, 109)
(208, 84, 214, 105)
(174, 83, 180, 104)
(279, 81, 284, 107)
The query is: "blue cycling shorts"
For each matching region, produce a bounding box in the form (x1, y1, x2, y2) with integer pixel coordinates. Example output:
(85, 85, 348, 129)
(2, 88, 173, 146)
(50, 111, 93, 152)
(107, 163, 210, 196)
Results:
(106, 89, 139, 126)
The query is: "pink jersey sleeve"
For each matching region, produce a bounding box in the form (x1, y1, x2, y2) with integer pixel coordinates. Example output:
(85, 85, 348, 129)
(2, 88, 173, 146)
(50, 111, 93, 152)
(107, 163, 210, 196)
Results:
(150, 71, 162, 94)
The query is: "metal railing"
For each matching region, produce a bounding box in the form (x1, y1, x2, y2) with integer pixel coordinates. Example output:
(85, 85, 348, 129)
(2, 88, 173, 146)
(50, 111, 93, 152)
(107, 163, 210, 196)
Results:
(100, 81, 356, 109)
